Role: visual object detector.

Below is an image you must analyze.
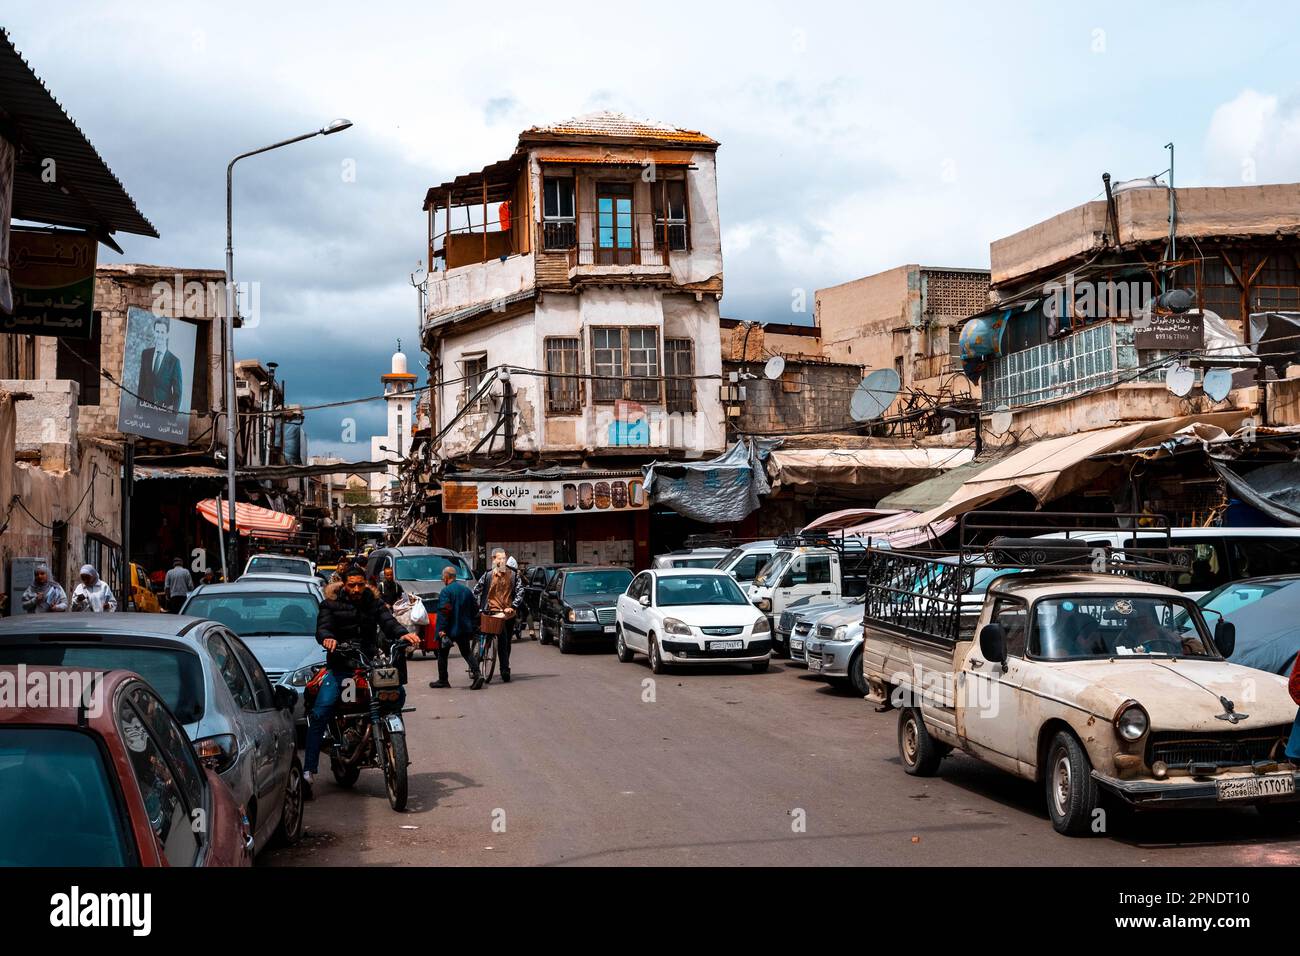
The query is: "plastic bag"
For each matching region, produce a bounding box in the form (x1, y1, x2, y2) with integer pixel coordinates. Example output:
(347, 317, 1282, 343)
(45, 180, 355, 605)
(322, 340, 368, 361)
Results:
(409, 597, 429, 627)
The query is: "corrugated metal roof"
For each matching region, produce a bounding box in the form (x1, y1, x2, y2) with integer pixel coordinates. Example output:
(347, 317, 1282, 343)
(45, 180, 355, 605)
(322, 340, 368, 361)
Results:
(0, 29, 157, 238)
(519, 111, 717, 148)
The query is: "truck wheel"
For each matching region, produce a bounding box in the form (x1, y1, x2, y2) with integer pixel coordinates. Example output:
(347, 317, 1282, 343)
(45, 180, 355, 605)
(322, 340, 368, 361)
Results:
(849, 647, 869, 697)
(899, 707, 943, 776)
(1045, 730, 1101, 836)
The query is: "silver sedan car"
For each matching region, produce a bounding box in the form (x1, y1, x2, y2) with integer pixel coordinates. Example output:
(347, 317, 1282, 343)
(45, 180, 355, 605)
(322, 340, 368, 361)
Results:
(0, 613, 304, 855)
(804, 603, 868, 695)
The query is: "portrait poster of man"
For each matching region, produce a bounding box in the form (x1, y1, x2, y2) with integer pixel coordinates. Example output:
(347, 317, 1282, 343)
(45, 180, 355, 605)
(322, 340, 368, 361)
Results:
(118, 306, 197, 443)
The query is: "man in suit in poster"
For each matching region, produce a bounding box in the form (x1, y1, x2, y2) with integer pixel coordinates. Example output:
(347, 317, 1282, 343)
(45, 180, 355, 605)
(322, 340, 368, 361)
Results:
(138, 314, 183, 411)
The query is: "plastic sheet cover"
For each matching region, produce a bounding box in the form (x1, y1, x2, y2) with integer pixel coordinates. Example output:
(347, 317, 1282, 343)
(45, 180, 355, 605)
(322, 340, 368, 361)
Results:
(642, 438, 780, 523)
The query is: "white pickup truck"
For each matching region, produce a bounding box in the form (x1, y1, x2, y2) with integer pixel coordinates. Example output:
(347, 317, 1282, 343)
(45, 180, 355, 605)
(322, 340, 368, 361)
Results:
(861, 539, 1300, 836)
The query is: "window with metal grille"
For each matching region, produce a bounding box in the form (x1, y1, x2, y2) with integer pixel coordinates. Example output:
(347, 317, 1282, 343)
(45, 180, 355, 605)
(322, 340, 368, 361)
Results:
(545, 337, 581, 413)
(461, 354, 488, 410)
(627, 328, 660, 402)
(652, 179, 689, 251)
(542, 177, 576, 250)
(664, 338, 694, 412)
(590, 327, 661, 403)
(591, 328, 623, 402)
(56, 311, 101, 405)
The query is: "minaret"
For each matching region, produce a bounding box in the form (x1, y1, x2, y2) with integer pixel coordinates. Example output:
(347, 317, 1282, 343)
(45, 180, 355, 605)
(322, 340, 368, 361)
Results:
(382, 339, 418, 459)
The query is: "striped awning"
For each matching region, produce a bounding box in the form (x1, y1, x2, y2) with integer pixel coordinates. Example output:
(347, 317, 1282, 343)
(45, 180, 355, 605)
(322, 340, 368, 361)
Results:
(196, 499, 297, 538)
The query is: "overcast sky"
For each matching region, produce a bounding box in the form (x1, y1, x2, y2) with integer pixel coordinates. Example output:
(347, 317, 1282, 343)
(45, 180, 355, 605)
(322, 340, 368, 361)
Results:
(7, 1, 1299, 458)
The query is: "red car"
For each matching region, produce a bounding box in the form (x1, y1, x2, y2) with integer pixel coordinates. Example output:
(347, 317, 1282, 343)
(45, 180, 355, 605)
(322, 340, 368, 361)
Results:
(0, 665, 251, 866)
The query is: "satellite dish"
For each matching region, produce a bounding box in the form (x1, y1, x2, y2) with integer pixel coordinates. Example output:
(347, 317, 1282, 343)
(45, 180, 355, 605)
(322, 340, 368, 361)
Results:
(989, 405, 1013, 436)
(1166, 364, 1195, 398)
(1203, 367, 1233, 402)
(763, 355, 786, 380)
(850, 368, 901, 422)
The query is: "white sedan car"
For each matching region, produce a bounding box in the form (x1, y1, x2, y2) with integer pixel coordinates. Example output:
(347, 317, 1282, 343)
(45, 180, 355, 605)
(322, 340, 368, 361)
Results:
(615, 569, 773, 673)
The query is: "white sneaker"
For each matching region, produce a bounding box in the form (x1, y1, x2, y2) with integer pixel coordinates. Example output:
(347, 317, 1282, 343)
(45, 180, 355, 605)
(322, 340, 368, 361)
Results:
(302, 770, 315, 784)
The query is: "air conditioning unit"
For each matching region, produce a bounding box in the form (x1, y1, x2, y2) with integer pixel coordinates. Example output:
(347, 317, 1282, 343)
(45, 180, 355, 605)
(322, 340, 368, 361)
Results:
(235, 379, 252, 396)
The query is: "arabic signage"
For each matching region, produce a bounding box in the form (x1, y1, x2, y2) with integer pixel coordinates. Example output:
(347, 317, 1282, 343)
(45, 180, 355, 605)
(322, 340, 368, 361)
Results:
(1134, 311, 1204, 351)
(4, 228, 98, 338)
(118, 306, 197, 444)
(442, 477, 648, 514)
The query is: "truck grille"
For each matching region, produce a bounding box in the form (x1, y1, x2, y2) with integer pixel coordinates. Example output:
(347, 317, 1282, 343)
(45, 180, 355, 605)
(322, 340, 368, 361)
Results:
(1146, 728, 1291, 769)
(596, 607, 616, 625)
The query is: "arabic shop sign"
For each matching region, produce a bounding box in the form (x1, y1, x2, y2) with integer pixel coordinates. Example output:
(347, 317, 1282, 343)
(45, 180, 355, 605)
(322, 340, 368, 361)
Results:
(4, 229, 98, 338)
(442, 477, 648, 514)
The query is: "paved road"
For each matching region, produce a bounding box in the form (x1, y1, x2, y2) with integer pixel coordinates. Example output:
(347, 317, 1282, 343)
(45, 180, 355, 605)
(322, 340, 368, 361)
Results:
(262, 639, 1300, 867)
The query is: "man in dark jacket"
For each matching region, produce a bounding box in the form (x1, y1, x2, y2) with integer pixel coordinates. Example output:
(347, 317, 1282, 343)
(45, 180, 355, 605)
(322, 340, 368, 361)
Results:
(474, 548, 525, 682)
(430, 566, 483, 690)
(302, 567, 420, 795)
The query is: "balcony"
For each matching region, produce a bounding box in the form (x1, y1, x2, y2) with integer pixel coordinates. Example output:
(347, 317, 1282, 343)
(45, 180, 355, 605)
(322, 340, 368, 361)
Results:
(424, 252, 536, 327)
(538, 210, 686, 281)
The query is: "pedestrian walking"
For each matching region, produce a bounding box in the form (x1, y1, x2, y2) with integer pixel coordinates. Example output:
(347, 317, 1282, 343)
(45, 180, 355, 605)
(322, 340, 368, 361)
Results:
(70, 564, 118, 612)
(378, 565, 402, 607)
(430, 566, 483, 690)
(21, 564, 68, 613)
(473, 548, 524, 682)
(163, 557, 193, 613)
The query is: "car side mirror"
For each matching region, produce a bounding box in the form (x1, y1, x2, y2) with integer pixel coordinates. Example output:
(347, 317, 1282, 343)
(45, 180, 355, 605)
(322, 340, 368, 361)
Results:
(274, 685, 299, 712)
(638, 595, 651, 607)
(979, 623, 1008, 666)
(1214, 619, 1236, 658)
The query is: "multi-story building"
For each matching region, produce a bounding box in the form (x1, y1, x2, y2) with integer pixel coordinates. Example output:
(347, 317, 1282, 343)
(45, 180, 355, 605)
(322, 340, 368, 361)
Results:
(418, 112, 727, 567)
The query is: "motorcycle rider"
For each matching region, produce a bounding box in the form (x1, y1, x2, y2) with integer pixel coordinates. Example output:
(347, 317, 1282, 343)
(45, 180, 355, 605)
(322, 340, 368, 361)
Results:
(303, 566, 420, 798)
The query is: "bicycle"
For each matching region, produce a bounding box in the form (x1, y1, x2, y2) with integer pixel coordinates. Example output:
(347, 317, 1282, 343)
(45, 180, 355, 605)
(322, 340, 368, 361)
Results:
(472, 629, 497, 684)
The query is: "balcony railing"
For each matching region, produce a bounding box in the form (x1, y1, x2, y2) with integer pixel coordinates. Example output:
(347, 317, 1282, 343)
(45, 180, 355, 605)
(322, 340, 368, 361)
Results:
(980, 320, 1182, 411)
(538, 211, 686, 270)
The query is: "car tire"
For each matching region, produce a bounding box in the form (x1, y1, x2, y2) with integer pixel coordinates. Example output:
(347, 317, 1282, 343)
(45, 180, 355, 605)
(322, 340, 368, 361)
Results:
(615, 626, 635, 663)
(752, 659, 770, 674)
(538, 618, 553, 645)
(849, 647, 869, 697)
(271, 756, 306, 847)
(649, 634, 666, 674)
(1045, 730, 1101, 836)
(558, 626, 572, 654)
(898, 707, 943, 777)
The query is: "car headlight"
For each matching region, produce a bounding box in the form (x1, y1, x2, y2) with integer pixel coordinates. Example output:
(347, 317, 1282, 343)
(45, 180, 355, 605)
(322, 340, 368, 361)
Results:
(756, 598, 772, 612)
(752, 616, 771, 634)
(834, 625, 848, 641)
(1114, 702, 1149, 742)
(287, 663, 320, 687)
(663, 617, 692, 636)
(567, 607, 597, 623)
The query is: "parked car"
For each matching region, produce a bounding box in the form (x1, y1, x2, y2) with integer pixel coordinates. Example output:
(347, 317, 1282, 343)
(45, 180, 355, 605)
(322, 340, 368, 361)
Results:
(539, 566, 634, 653)
(0, 665, 252, 866)
(364, 546, 474, 607)
(0, 613, 304, 855)
(745, 540, 872, 628)
(651, 547, 730, 570)
(615, 569, 772, 673)
(788, 600, 851, 665)
(243, 553, 315, 578)
(181, 579, 323, 726)
(715, 540, 779, 586)
(520, 562, 580, 636)
(1192, 574, 1300, 676)
(804, 600, 868, 694)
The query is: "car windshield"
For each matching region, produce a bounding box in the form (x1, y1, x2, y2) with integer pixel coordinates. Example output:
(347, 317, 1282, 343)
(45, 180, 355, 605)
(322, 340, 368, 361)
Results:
(395, 554, 472, 581)
(1200, 580, 1290, 619)
(657, 574, 749, 607)
(247, 556, 311, 575)
(0, 727, 129, 866)
(1031, 595, 1215, 661)
(671, 556, 723, 568)
(564, 569, 634, 598)
(754, 551, 792, 587)
(0, 646, 205, 723)
(184, 593, 319, 637)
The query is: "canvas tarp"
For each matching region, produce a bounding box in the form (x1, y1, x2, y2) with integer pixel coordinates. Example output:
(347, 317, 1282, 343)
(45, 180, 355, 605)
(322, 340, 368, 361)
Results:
(892, 411, 1249, 530)
(876, 454, 1010, 512)
(643, 438, 780, 523)
(767, 446, 974, 498)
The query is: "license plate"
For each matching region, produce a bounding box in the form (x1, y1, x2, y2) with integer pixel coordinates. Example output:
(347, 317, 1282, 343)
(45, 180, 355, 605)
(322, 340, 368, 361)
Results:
(370, 666, 400, 689)
(708, 639, 743, 651)
(791, 639, 804, 650)
(603, 624, 616, 634)
(1217, 773, 1296, 801)
(808, 656, 822, 672)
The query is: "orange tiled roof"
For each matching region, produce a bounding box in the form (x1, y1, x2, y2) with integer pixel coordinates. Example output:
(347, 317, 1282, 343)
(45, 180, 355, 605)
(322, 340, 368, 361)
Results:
(519, 110, 717, 147)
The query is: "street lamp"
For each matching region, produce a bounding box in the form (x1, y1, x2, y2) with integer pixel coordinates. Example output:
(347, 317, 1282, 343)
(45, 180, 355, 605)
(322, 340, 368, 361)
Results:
(222, 119, 353, 579)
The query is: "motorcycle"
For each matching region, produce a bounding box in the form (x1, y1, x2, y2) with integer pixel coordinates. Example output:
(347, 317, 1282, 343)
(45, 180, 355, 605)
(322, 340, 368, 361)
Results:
(318, 640, 414, 811)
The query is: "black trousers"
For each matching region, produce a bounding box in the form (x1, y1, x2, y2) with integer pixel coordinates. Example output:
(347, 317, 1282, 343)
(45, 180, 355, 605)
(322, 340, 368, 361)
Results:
(167, 595, 185, 613)
(437, 632, 480, 684)
(498, 621, 514, 675)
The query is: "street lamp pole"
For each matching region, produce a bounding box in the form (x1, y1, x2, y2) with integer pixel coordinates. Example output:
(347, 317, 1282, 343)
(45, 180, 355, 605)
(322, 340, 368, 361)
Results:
(223, 118, 353, 579)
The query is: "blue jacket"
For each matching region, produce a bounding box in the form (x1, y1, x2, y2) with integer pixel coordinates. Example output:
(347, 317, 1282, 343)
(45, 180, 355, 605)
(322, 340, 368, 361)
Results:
(437, 580, 479, 640)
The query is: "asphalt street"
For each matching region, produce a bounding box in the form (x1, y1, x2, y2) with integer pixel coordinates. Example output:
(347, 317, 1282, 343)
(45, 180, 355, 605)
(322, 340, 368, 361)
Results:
(262, 638, 1300, 867)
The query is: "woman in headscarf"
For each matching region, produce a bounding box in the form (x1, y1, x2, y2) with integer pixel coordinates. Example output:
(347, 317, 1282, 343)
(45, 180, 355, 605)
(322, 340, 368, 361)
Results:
(71, 564, 118, 612)
(21, 564, 68, 613)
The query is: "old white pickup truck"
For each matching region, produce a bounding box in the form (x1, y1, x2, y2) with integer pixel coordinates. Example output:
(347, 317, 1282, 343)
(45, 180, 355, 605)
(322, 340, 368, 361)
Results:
(860, 534, 1300, 836)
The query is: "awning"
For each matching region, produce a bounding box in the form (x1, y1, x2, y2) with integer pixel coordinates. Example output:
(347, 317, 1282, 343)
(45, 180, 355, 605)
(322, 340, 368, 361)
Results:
(804, 508, 955, 547)
(893, 412, 1249, 530)
(767, 446, 975, 498)
(196, 499, 298, 538)
(876, 455, 1009, 512)
(802, 508, 901, 532)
